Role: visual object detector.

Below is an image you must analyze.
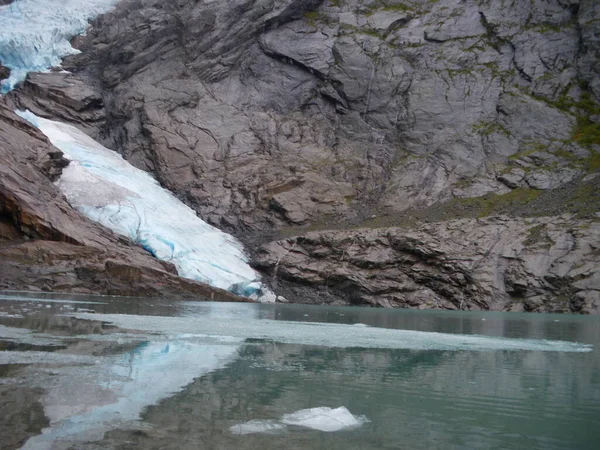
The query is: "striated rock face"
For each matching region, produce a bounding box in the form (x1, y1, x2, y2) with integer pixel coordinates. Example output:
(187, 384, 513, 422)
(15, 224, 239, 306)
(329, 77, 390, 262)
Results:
(0, 103, 247, 302)
(254, 216, 600, 314)
(3, 0, 599, 311)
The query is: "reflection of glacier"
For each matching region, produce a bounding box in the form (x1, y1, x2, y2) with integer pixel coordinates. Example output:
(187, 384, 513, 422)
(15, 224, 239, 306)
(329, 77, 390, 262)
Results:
(0, 0, 119, 93)
(17, 111, 265, 297)
(22, 340, 241, 449)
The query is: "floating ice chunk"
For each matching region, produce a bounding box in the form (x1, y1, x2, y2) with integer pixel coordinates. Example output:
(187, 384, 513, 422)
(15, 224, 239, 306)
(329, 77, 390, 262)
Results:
(0, 0, 119, 93)
(230, 407, 369, 435)
(16, 110, 267, 297)
(230, 420, 287, 435)
(281, 407, 370, 432)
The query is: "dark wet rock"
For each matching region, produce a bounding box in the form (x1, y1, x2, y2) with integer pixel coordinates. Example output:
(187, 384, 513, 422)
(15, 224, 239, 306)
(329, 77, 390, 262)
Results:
(0, 103, 248, 303)
(0, 63, 9, 82)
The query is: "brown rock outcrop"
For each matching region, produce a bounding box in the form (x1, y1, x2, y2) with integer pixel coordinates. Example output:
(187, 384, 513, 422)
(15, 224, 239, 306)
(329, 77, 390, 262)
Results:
(0, 103, 247, 302)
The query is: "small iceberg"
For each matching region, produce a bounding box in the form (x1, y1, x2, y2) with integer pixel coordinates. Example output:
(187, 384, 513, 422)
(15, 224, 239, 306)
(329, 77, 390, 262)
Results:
(230, 406, 369, 435)
(281, 406, 370, 432)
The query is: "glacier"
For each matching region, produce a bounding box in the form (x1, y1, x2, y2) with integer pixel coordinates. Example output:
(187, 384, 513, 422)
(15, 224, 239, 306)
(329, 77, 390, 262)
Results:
(17, 110, 269, 298)
(0, 0, 119, 93)
(0, 0, 271, 298)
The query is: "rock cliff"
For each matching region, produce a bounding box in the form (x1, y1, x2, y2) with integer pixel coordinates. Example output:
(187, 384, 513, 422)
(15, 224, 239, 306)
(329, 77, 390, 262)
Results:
(254, 215, 600, 313)
(2, 0, 599, 312)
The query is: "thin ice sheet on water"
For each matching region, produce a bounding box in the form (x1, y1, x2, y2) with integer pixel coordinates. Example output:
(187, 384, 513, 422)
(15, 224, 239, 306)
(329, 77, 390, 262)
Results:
(0, 351, 98, 365)
(70, 312, 593, 353)
(0, 0, 119, 92)
(230, 420, 288, 435)
(16, 110, 265, 297)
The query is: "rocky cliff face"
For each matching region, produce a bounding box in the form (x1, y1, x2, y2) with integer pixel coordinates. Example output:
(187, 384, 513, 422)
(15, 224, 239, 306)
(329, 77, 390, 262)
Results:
(3, 0, 599, 312)
(254, 215, 600, 313)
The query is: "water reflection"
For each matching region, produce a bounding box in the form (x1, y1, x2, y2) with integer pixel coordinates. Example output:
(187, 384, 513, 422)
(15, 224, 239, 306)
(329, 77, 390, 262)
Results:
(91, 341, 600, 450)
(21, 339, 240, 449)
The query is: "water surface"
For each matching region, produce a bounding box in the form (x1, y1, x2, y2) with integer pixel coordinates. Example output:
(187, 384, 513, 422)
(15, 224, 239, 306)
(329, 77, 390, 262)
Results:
(0, 293, 598, 449)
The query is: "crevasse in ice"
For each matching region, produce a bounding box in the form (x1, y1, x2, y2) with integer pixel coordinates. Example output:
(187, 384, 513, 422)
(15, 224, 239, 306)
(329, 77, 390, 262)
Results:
(0, 0, 119, 93)
(16, 110, 268, 298)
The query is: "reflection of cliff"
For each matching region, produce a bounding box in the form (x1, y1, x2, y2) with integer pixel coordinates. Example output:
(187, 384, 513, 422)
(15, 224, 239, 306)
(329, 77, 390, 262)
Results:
(96, 341, 600, 450)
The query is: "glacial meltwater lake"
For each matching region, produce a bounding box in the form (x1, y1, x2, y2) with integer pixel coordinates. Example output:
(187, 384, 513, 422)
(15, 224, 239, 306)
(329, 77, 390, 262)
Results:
(0, 293, 599, 450)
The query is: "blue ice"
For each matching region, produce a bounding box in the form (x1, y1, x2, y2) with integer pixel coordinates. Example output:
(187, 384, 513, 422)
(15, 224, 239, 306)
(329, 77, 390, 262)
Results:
(0, 0, 119, 93)
(16, 110, 271, 299)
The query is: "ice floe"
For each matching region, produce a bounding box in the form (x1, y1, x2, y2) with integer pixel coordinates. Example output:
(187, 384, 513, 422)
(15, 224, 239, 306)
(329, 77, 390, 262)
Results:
(70, 311, 594, 353)
(230, 406, 369, 435)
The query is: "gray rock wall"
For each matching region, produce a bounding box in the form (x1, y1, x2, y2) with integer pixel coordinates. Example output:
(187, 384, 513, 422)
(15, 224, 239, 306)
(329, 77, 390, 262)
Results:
(8, 0, 597, 233)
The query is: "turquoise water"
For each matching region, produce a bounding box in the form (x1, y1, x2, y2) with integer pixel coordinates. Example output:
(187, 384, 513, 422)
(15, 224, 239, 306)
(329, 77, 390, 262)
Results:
(0, 294, 599, 449)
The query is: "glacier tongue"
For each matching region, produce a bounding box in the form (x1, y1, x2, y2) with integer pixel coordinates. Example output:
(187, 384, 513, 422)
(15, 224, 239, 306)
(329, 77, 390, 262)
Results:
(16, 110, 267, 298)
(0, 0, 119, 93)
